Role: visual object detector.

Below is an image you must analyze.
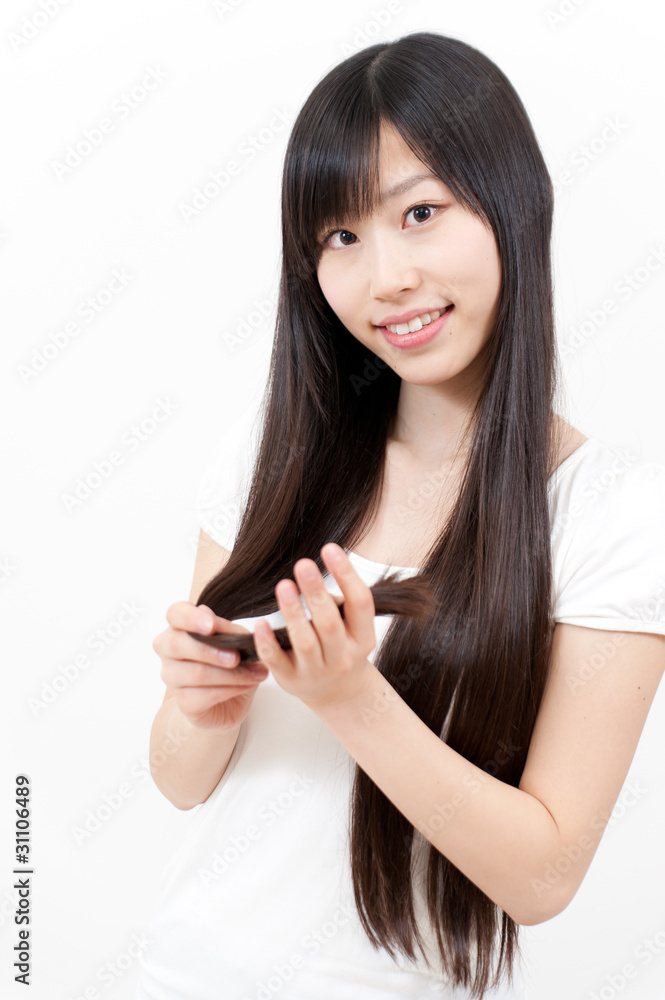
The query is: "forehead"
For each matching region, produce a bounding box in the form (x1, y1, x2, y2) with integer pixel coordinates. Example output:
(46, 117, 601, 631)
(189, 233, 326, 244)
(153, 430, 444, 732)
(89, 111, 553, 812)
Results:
(376, 127, 445, 199)
(317, 124, 449, 232)
(377, 124, 429, 174)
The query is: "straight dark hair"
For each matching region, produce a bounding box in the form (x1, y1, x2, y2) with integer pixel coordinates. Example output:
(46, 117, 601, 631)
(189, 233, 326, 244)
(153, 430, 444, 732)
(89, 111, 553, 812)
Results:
(197, 31, 565, 997)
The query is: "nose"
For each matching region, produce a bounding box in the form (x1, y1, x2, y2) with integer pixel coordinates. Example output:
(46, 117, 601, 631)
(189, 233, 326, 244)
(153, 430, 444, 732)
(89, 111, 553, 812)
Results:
(367, 236, 421, 302)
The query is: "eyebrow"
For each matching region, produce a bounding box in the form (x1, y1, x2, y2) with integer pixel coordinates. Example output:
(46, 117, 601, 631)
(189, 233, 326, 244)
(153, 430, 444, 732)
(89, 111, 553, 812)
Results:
(378, 172, 440, 204)
(318, 172, 443, 237)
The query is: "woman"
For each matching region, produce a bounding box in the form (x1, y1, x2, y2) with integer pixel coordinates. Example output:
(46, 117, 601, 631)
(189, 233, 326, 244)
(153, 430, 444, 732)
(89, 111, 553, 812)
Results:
(136, 32, 665, 999)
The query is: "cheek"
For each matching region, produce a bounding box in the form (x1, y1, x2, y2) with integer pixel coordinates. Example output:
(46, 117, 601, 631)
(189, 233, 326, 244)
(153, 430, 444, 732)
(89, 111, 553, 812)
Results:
(317, 264, 362, 331)
(316, 264, 343, 317)
(445, 227, 501, 314)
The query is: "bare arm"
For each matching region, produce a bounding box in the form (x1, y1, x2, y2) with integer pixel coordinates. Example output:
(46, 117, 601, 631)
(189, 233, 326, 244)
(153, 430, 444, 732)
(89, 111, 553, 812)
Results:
(310, 622, 665, 924)
(149, 697, 243, 811)
(149, 529, 264, 810)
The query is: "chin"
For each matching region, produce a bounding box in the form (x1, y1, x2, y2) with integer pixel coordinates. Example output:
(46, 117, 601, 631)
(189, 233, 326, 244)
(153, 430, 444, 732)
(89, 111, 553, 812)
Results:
(399, 340, 462, 366)
(399, 363, 464, 386)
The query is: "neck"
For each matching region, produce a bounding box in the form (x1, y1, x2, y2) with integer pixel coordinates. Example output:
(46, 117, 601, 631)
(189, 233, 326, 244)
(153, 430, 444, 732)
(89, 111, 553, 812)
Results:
(388, 379, 477, 465)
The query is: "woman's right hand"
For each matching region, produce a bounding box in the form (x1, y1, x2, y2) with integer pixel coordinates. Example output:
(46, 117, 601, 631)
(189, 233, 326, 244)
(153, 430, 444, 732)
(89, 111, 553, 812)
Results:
(153, 601, 270, 732)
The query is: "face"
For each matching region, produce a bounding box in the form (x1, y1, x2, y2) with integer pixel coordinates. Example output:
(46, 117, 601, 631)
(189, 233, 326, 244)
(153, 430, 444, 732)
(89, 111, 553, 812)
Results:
(315, 125, 502, 394)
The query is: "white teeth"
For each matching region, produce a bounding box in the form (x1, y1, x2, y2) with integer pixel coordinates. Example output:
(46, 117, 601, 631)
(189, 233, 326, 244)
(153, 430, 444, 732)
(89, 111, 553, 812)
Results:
(386, 308, 446, 335)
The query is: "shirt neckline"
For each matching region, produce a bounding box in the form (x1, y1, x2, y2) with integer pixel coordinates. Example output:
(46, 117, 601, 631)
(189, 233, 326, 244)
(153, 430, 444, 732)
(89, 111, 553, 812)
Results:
(345, 436, 598, 574)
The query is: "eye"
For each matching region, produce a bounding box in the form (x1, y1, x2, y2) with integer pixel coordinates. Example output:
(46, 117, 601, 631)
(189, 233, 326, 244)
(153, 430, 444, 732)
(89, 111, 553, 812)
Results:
(318, 203, 442, 250)
(319, 228, 357, 250)
(405, 203, 438, 226)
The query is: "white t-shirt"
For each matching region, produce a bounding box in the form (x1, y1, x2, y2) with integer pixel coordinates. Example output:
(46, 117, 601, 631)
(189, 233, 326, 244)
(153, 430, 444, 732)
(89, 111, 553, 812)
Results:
(135, 433, 665, 1000)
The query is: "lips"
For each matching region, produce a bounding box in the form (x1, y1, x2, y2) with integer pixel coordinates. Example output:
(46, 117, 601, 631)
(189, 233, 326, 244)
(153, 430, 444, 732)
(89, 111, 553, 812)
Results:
(379, 305, 454, 349)
(382, 304, 453, 335)
(378, 304, 454, 333)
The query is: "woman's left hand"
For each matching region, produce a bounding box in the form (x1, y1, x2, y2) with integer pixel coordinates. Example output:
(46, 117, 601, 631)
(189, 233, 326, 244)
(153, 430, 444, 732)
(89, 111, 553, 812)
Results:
(252, 543, 379, 713)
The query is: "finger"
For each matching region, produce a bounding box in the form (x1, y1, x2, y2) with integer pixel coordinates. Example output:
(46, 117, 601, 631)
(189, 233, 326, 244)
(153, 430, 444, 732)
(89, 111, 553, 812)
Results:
(320, 543, 376, 649)
(161, 659, 267, 689)
(158, 628, 241, 670)
(274, 579, 321, 661)
(175, 684, 260, 717)
(293, 559, 346, 663)
(166, 601, 216, 635)
(166, 601, 250, 638)
(253, 618, 293, 674)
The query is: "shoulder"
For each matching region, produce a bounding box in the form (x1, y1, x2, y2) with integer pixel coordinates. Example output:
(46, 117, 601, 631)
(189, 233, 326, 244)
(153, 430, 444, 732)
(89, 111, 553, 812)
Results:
(548, 435, 665, 635)
(195, 417, 261, 551)
(549, 435, 665, 539)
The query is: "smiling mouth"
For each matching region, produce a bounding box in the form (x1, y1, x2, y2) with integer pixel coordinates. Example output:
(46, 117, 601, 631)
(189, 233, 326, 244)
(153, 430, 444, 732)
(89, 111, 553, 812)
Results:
(381, 304, 453, 335)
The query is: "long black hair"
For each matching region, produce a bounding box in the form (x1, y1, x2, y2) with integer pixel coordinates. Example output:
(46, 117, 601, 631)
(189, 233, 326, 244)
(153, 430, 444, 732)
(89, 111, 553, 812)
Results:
(197, 31, 564, 996)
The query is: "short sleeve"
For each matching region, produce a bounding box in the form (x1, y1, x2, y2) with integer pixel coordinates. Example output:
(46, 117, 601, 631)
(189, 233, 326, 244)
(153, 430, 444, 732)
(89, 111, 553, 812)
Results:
(551, 456, 665, 636)
(194, 425, 258, 551)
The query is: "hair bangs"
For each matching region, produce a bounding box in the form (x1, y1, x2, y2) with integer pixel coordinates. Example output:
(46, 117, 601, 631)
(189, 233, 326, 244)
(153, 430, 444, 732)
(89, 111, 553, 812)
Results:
(285, 97, 385, 269)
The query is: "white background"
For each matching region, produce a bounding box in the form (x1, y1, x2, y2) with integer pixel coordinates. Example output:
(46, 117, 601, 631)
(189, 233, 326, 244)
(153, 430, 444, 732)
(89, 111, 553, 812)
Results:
(2, 0, 664, 998)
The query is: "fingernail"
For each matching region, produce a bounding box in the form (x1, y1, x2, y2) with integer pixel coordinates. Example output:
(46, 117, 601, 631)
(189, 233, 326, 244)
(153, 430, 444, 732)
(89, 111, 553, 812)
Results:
(218, 650, 236, 666)
(249, 666, 269, 679)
